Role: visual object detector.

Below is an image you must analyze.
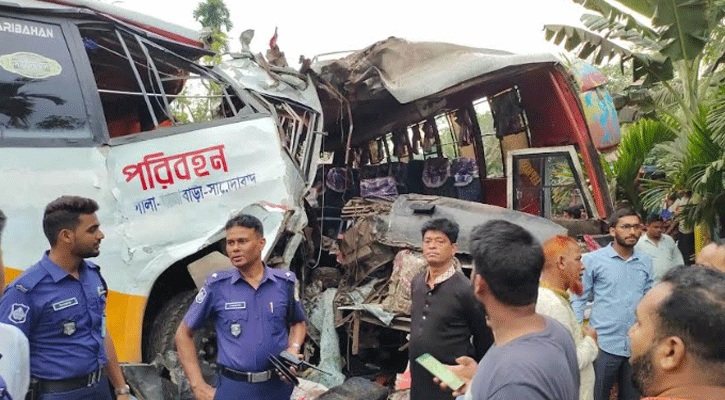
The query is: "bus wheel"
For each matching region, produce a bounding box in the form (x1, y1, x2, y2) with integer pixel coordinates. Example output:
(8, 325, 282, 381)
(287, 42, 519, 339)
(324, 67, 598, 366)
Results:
(146, 290, 217, 372)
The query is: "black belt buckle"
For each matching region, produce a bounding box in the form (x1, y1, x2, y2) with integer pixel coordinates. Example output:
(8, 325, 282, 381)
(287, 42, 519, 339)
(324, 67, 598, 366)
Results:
(220, 367, 271, 383)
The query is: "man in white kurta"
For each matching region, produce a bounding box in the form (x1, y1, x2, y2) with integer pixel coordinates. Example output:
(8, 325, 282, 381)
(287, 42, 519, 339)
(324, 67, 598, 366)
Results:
(536, 235, 598, 400)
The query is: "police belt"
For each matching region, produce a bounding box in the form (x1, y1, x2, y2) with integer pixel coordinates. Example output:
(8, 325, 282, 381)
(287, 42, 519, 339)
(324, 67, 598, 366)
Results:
(219, 366, 273, 383)
(34, 369, 105, 394)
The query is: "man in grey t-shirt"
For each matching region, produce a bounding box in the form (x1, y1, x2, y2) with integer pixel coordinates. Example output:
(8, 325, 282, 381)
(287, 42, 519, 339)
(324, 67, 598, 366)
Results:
(440, 220, 578, 400)
(470, 315, 578, 399)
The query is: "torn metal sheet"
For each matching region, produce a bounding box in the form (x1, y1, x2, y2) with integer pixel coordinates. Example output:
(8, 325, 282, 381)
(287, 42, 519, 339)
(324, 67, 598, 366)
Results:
(337, 278, 395, 325)
(313, 37, 559, 105)
(217, 57, 323, 114)
(377, 194, 567, 253)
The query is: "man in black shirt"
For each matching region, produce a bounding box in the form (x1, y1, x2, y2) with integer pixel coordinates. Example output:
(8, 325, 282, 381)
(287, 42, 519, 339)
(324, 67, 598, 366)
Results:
(409, 218, 493, 400)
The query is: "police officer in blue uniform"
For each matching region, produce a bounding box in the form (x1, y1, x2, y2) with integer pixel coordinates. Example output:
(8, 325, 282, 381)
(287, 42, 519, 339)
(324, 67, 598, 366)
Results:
(0, 196, 131, 400)
(176, 214, 307, 400)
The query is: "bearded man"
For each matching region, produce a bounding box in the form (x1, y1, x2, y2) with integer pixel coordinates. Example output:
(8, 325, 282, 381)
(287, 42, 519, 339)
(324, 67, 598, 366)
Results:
(537, 235, 598, 400)
(572, 209, 654, 400)
(628, 265, 725, 400)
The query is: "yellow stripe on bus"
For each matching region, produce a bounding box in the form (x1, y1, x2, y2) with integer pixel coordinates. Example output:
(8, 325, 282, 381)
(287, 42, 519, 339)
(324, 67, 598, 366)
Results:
(4, 266, 146, 363)
(4, 266, 22, 282)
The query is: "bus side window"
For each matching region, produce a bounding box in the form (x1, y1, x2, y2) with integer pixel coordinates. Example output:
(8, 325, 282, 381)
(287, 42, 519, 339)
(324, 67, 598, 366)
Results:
(77, 24, 244, 139)
(0, 15, 93, 143)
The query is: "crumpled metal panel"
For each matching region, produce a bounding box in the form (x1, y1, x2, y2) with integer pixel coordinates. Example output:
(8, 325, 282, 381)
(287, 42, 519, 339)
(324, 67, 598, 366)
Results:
(313, 37, 559, 104)
(377, 194, 567, 253)
(217, 57, 323, 113)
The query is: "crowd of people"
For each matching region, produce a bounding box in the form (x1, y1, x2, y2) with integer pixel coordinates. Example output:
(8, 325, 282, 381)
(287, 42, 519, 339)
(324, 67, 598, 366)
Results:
(0, 196, 724, 400)
(409, 211, 725, 400)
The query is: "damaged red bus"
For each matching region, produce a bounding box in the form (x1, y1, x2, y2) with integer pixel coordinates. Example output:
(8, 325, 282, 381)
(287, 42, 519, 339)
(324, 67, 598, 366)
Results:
(309, 37, 620, 240)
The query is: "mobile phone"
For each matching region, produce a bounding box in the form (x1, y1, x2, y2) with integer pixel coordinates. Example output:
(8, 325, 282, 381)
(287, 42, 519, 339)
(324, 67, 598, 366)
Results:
(415, 353, 465, 391)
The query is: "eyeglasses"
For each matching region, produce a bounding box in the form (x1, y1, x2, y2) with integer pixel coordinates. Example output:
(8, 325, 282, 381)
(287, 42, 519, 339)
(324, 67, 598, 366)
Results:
(617, 224, 641, 231)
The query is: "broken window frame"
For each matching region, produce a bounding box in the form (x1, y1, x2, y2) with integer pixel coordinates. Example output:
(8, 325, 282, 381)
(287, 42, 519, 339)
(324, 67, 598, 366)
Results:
(472, 98, 504, 178)
(417, 113, 460, 160)
(506, 146, 598, 220)
(77, 22, 244, 139)
(258, 94, 320, 179)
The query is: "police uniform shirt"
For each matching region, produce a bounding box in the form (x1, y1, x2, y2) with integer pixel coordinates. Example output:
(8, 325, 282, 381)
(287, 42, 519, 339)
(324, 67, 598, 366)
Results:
(184, 266, 306, 372)
(0, 253, 108, 380)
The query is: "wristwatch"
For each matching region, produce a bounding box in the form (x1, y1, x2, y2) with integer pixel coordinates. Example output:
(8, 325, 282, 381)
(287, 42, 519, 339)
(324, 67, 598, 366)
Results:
(115, 384, 131, 396)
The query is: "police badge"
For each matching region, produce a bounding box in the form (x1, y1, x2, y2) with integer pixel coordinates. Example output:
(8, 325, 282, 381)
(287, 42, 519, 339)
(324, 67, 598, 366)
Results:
(195, 287, 207, 304)
(230, 322, 241, 338)
(8, 303, 29, 324)
(63, 321, 76, 336)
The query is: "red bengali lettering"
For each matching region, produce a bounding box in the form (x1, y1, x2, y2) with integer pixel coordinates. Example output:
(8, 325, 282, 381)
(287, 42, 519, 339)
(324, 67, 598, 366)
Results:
(121, 145, 228, 190)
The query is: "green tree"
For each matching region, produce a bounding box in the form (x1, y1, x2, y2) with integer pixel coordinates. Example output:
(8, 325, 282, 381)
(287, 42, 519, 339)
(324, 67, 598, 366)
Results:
(170, 0, 233, 125)
(193, 0, 232, 33)
(611, 119, 676, 214)
(193, 0, 232, 54)
(545, 0, 725, 234)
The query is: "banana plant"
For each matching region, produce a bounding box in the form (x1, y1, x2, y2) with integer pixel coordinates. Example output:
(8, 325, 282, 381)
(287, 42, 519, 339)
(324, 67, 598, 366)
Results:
(545, 0, 725, 128)
(546, 0, 725, 234)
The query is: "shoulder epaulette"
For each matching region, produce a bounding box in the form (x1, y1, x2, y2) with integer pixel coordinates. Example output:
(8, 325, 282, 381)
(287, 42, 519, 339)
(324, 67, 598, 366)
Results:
(270, 268, 296, 283)
(13, 265, 47, 293)
(205, 269, 234, 285)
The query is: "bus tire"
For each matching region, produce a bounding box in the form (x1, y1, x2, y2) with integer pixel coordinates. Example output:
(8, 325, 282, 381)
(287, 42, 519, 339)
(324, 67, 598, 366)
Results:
(145, 290, 196, 360)
(146, 290, 217, 369)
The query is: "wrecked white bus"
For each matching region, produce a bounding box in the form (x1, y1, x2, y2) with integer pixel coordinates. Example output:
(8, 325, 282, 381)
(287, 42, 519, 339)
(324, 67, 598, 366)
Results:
(0, 0, 323, 368)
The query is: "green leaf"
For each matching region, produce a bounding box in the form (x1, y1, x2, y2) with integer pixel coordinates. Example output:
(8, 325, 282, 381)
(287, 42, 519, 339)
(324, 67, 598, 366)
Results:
(572, 0, 658, 38)
(544, 24, 673, 82)
(651, 0, 711, 62)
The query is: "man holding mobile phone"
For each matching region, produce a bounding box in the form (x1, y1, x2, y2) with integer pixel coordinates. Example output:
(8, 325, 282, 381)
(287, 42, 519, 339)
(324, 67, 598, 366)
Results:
(438, 220, 579, 399)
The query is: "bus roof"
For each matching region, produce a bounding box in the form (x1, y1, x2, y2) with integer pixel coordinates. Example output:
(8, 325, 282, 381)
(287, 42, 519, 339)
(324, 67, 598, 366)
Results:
(2, 0, 205, 48)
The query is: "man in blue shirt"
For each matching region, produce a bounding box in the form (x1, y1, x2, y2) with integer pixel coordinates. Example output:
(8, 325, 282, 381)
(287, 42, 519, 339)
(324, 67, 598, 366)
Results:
(0, 196, 131, 400)
(176, 214, 307, 400)
(572, 209, 654, 400)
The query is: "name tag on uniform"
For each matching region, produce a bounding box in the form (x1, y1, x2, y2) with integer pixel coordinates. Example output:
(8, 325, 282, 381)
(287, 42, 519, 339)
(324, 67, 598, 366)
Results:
(52, 297, 78, 311)
(225, 302, 246, 310)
